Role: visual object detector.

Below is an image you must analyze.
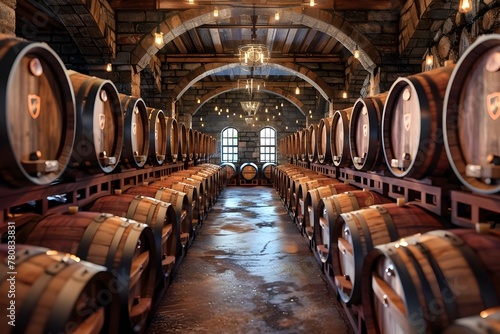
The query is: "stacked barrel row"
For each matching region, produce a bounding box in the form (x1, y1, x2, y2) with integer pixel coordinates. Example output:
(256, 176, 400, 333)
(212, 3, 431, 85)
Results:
(280, 34, 500, 195)
(274, 34, 500, 334)
(1, 163, 226, 334)
(0, 34, 216, 188)
(221, 162, 276, 185)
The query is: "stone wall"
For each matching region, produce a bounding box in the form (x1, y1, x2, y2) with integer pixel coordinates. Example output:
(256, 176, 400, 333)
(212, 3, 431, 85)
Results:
(0, 0, 15, 36)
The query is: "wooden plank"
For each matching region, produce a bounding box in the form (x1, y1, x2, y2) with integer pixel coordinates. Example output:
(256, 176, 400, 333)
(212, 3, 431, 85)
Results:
(209, 28, 224, 54)
(282, 28, 298, 54)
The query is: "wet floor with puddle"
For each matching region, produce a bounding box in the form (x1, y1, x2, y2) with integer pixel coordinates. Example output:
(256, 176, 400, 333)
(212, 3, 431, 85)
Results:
(147, 186, 354, 334)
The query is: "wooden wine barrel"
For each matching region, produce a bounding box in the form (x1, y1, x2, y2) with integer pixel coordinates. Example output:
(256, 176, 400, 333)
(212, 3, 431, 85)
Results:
(171, 170, 212, 211)
(314, 190, 391, 266)
(199, 133, 207, 160)
(165, 117, 179, 163)
(443, 307, 500, 333)
(157, 175, 205, 218)
(333, 203, 444, 306)
(307, 123, 319, 163)
(188, 166, 219, 202)
(120, 95, 149, 168)
(362, 228, 500, 334)
(125, 185, 192, 249)
(16, 212, 157, 333)
(147, 108, 167, 165)
(331, 108, 352, 167)
(287, 172, 324, 212)
(349, 93, 388, 172)
(444, 35, 500, 194)
(261, 162, 276, 181)
(298, 129, 307, 161)
(302, 183, 358, 248)
(179, 123, 188, 162)
(285, 135, 294, 159)
(192, 129, 200, 160)
(282, 168, 312, 203)
(221, 163, 238, 184)
(274, 165, 298, 195)
(294, 177, 340, 229)
(240, 162, 259, 181)
(0, 35, 76, 186)
(0, 244, 120, 334)
(152, 180, 200, 234)
(382, 65, 455, 179)
(317, 117, 333, 164)
(187, 127, 195, 161)
(89, 193, 179, 282)
(67, 71, 123, 174)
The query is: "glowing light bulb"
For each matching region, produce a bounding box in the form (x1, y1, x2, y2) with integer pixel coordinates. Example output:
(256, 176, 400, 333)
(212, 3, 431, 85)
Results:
(106, 63, 112, 72)
(459, 0, 472, 13)
(155, 32, 163, 46)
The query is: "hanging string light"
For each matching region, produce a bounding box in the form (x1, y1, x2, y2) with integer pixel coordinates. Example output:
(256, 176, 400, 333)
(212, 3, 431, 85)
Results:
(214, 8, 219, 17)
(342, 91, 348, 99)
(295, 84, 300, 95)
(310, 0, 315, 6)
(155, 32, 163, 46)
(106, 63, 112, 72)
(275, 11, 280, 21)
(354, 45, 360, 59)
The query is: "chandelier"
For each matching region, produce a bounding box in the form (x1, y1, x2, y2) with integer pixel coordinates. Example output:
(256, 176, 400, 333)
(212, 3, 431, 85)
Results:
(241, 100, 261, 124)
(238, 78, 265, 96)
(239, 44, 270, 69)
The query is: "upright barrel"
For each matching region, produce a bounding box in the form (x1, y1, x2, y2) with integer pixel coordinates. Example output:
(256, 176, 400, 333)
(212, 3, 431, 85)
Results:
(165, 117, 179, 163)
(349, 93, 387, 172)
(317, 117, 333, 164)
(68, 71, 123, 174)
(444, 35, 500, 194)
(0, 35, 76, 186)
(331, 108, 352, 167)
(147, 108, 167, 165)
(382, 65, 454, 179)
(121, 95, 150, 168)
(0, 244, 120, 334)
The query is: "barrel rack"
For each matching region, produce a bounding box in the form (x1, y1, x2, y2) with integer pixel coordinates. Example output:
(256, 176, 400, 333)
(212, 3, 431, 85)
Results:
(0, 162, 187, 233)
(285, 159, 500, 334)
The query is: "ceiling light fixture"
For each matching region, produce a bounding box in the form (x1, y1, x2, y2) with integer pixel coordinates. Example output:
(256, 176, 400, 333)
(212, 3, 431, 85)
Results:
(295, 84, 300, 95)
(310, 0, 315, 6)
(275, 11, 280, 21)
(189, 0, 194, 4)
(239, 44, 270, 70)
(106, 63, 112, 72)
(459, 0, 472, 13)
(342, 91, 348, 99)
(214, 8, 219, 17)
(155, 32, 163, 46)
(354, 45, 360, 59)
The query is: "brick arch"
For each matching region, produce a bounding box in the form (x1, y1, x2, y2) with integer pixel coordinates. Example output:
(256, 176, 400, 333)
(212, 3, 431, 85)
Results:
(46, 0, 115, 63)
(191, 86, 307, 116)
(174, 62, 333, 102)
(131, 6, 380, 73)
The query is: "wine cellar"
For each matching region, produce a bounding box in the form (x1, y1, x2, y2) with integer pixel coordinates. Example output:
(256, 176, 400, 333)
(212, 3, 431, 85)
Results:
(1, 0, 500, 333)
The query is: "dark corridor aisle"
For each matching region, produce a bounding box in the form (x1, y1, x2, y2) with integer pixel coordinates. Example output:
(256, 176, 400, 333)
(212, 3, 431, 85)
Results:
(147, 186, 354, 334)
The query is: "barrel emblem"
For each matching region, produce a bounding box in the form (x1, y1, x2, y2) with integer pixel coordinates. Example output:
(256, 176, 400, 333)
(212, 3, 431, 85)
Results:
(28, 94, 41, 119)
(404, 113, 411, 131)
(99, 113, 105, 130)
(363, 124, 368, 137)
(487, 92, 500, 120)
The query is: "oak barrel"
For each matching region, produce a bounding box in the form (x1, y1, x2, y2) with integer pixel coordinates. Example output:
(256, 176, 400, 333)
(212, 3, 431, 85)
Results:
(157, 175, 205, 217)
(16, 212, 157, 333)
(331, 108, 352, 167)
(382, 65, 454, 179)
(314, 190, 390, 267)
(349, 93, 388, 172)
(261, 162, 276, 181)
(240, 162, 259, 181)
(303, 183, 358, 249)
(165, 117, 179, 163)
(335, 203, 444, 305)
(298, 129, 307, 161)
(0, 244, 120, 334)
(187, 127, 195, 161)
(179, 122, 188, 162)
(362, 229, 500, 334)
(171, 170, 213, 210)
(125, 185, 192, 249)
(192, 129, 200, 160)
(89, 194, 179, 282)
(147, 108, 167, 165)
(307, 123, 319, 163)
(120, 95, 150, 168)
(220, 163, 237, 184)
(317, 117, 333, 164)
(68, 71, 123, 174)
(0, 35, 76, 186)
(443, 35, 500, 194)
(152, 180, 201, 233)
(295, 177, 340, 228)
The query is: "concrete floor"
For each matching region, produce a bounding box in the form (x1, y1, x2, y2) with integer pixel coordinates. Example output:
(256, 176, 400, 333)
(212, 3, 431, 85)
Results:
(147, 186, 354, 334)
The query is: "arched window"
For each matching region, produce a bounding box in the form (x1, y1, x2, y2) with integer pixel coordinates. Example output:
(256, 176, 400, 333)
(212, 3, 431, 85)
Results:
(221, 127, 238, 162)
(260, 127, 276, 163)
